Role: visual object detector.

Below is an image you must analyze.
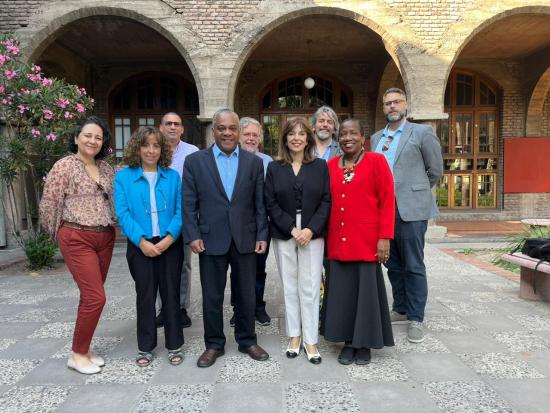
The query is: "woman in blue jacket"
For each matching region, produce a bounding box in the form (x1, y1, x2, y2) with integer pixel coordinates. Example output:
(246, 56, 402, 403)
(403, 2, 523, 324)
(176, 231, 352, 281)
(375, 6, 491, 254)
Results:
(114, 126, 184, 367)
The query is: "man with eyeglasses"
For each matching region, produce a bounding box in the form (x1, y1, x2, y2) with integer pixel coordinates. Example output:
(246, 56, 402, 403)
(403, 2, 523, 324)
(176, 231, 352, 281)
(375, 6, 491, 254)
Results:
(371, 87, 443, 344)
(228, 117, 273, 328)
(155, 112, 199, 329)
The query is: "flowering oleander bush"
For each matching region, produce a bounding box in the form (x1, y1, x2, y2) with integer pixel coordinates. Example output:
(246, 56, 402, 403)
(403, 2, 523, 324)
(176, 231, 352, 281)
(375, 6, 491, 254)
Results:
(0, 33, 94, 266)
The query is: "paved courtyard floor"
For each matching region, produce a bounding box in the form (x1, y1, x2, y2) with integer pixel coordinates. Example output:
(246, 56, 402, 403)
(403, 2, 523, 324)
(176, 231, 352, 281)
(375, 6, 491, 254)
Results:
(0, 244, 549, 412)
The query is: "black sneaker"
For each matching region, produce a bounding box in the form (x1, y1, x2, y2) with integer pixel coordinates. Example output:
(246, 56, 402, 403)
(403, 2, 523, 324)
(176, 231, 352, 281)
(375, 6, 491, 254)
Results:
(181, 308, 192, 328)
(229, 312, 235, 327)
(155, 311, 164, 328)
(255, 308, 271, 326)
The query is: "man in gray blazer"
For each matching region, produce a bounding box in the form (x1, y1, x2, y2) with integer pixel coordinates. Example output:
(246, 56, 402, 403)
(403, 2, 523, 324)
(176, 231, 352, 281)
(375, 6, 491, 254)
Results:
(311, 105, 341, 160)
(371, 87, 443, 343)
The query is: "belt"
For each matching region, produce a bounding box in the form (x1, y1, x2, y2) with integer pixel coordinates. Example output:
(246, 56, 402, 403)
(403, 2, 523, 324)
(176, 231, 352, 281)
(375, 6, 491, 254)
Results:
(63, 222, 113, 232)
(296, 209, 303, 214)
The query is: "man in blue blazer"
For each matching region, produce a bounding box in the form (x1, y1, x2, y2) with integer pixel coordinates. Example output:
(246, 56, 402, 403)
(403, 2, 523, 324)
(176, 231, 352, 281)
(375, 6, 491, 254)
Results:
(182, 108, 270, 367)
(371, 88, 443, 344)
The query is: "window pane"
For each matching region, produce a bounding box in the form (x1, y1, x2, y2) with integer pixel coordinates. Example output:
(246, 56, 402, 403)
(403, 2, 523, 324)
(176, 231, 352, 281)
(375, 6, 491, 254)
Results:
(454, 113, 472, 154)
(308, 77, 333, 108)
(477, 174, 495, 207)
(278, 76, 303, 108)
(445, 158, 473, 171)
(436, 175, 449, 208)
(476, 158, 498, 170)
(113, 85, 131, 110)
(478, 112, 496, 153)
(437, 119, 449, 154)
(480, 81, 496, 105)
(262, 115, 280, 157)
(160, 77, 177, 110)
(138, 117, 155, 126)
(114, 117, 132, 156)
(262, 90, 272, 109)
(453, 175, 471, 208)
(137, 77, 155, 109)
(456, 74, 473, 105)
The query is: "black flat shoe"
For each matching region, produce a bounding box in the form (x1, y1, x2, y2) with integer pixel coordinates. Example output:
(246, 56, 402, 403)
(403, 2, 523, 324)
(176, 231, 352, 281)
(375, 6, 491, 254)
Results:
(355, 348, 371, 365)
(338, 346, 356, 365)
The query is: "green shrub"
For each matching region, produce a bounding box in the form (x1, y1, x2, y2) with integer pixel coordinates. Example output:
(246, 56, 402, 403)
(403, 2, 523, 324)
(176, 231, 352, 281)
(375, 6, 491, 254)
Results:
(24, 232, 57, 270)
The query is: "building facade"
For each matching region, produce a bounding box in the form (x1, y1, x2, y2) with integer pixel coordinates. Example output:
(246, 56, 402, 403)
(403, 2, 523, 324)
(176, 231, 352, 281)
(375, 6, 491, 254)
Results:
(2, 0, 550, 221)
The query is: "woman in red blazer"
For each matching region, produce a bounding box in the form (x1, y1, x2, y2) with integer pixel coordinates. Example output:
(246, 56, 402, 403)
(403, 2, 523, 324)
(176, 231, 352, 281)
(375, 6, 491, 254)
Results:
(323, 118, 395, 365)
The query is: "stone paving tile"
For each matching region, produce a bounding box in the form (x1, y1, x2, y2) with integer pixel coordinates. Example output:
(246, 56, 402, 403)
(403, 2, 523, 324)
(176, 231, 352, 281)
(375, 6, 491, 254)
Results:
(458, 352, 545, 379)
(0, 385, 73, 413)
(346, 356, 409, 382)
(424, 314, 477, 332)
(492, 331, 550, 352)
(468, 291, 521, 303)
(399, 353, 478, 382)
(0, 307, 68, 323)
(438, 299, 497, 316)
(51, 336, 123, 359)
(488, 378, 550, 413)
(0, 338, 16, 352)
(101, 304, 137, 321)
(27, 322, 74, 339)
(422, 380, 516, 412)
(135, 384, 213, 413)
(393, 331, 450, 354)
(284, 381, 360, 413)
(216, 356, 281, 383)
(182, 334, 206, 356)
(0, 359, 40, 385)
(2, 293, 51, 305)
(86, 357, 161, 384)
(506, 314, 550, 331)
(209, 383, 282, 413)
(19, 358, 87, 385)
(55, 384, 146, 413)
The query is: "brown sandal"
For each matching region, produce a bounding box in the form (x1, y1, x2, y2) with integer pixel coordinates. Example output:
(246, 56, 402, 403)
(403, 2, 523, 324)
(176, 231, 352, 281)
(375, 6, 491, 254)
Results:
(135, 352, 153, 367)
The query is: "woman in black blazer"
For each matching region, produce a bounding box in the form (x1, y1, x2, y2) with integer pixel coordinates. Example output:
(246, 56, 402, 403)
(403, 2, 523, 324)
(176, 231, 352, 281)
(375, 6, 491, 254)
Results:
(264, 117, 330, 364)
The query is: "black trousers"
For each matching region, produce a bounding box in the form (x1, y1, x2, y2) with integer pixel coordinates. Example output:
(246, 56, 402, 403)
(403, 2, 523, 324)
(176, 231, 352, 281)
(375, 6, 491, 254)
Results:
(230, 238, 271, 312)
(127, 236, 183, 352)
(199, 241, 257, 350)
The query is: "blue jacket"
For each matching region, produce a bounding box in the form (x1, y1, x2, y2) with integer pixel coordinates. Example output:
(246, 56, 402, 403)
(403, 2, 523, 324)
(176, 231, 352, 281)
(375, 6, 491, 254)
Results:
(114, 164, 182, 246)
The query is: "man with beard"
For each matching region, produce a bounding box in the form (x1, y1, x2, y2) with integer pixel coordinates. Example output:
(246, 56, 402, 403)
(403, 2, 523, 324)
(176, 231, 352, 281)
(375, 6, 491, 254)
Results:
(156, 112, 199, 329)
(311, 106, 341, 161)
(371, 88, 443, 343)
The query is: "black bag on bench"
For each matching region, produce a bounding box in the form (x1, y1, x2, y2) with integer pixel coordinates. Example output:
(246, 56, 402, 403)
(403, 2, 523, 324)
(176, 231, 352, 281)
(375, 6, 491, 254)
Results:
(519, 238, 550, 293)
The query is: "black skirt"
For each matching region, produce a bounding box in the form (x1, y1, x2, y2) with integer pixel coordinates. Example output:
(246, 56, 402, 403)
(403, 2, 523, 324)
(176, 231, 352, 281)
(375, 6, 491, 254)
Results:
(323, 260, 394, 349)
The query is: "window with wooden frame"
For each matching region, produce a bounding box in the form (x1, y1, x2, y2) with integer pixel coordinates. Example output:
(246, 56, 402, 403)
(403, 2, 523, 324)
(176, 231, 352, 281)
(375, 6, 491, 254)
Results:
(436, 70, 499, 209)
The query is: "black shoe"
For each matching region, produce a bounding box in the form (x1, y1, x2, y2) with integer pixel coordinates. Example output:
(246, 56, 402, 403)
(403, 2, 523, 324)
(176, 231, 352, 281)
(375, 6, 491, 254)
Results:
(155, 311, 164, 328)
(180, 308, 192, 328)
(255, 308, 271, 326)
(337, 346, 356, 365)
(355, 348, 371, 365)
(229, 312, 235, 328)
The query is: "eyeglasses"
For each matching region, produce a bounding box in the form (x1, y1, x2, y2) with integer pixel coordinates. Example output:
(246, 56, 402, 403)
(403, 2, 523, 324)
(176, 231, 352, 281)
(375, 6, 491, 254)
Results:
(381, 136, 394, 152)
(383, 99, 405, 107)
(96, 182, 109, 200)
(163, 121, 182, 127)
(142, 190, 167, 215)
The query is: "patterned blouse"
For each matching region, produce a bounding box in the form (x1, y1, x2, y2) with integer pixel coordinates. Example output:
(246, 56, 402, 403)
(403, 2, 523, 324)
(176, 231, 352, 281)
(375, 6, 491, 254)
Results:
(39, 154, 115, 240)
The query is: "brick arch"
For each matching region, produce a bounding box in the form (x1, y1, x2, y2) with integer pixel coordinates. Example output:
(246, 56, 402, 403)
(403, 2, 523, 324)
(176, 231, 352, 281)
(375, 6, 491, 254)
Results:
(527, 67, 550, 136)
(226, 6, 415, 109)
(375, 60, 405, 131)
(16, 2, 205, 114)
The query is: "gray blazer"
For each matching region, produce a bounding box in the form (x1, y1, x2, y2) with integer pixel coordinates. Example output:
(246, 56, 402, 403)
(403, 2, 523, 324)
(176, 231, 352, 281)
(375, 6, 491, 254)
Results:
(371, 121, 443, 222)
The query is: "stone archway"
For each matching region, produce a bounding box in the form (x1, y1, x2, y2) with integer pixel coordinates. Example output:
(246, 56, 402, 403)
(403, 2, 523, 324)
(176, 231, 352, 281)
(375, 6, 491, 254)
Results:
(526, 68, 550, 136)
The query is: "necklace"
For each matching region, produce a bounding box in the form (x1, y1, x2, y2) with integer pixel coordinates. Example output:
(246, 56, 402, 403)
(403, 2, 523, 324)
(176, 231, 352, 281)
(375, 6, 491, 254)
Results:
(341, 148, 364, 184)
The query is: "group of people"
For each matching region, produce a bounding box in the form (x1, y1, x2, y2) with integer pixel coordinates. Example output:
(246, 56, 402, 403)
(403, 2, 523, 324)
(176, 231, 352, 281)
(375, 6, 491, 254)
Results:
(39, 87, 443, 375)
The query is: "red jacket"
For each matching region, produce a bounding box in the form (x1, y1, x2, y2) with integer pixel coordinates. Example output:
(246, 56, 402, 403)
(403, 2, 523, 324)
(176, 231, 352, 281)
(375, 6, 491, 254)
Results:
(327, 152, 395, 262)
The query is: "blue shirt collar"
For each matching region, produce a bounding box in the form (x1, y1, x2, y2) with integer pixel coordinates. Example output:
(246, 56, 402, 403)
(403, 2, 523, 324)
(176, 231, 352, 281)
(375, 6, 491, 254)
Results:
(383, 119, 406, 138)
(213, 143, 239, 158)
(132, 164, 168, 182)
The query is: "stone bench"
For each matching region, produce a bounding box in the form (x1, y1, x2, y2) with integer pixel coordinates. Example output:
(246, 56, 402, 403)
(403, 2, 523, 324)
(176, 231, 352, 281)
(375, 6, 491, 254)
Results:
(501, 253, 550, 301)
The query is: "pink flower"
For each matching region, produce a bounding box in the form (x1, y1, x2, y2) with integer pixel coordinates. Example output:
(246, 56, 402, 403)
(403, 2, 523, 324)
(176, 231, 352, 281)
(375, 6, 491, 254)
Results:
(20, 88, 30, 95)
(64, 111, 73, 119)
(0, 54, 9, 65)
(4, 70, 16, 79)
(6, 45, 19, 55)
(76, 103, 85, 113)
(0, 86, 4, 94)
(55, 98, 69, 108)
(43, 109, 54, 119)
(41, 78, 52, 87)
(2, 97, 12, 105)
(17, 104, 28, 113)
(31, 65, 41, 73)
(76, 86, 87, 95)
(31, 128, 40, 137)
(46, 132, 57, 141)
(27, 73, 41, 82)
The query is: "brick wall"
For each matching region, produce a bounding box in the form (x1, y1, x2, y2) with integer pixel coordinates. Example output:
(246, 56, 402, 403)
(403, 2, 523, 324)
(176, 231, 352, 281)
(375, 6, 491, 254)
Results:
(542, 92, 550, 136)
(0, 0, 46, 32)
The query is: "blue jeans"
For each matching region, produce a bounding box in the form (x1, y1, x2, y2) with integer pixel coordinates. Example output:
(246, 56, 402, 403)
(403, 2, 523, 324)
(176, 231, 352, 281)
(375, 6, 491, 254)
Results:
(386, 209, 428, 322)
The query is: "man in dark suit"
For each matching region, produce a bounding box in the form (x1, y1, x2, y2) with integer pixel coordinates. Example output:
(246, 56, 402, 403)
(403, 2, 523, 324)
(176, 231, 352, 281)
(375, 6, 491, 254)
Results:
(182, 108, 270, 367)
(371, 87, 443, 344)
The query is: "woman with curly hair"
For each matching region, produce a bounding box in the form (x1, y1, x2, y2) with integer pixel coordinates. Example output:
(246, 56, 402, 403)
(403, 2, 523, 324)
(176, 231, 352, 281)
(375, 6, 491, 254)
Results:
(40, 116, 115, 375)
(114, 126, 184, 367)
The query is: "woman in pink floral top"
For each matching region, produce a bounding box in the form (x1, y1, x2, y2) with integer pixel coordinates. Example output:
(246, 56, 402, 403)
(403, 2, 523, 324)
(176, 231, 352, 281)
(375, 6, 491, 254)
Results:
(39, 116, 115, 375)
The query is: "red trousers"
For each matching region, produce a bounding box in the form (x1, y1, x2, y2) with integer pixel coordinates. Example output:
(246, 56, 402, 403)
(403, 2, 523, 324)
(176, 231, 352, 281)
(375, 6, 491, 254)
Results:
(57, 225, 115, 354)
